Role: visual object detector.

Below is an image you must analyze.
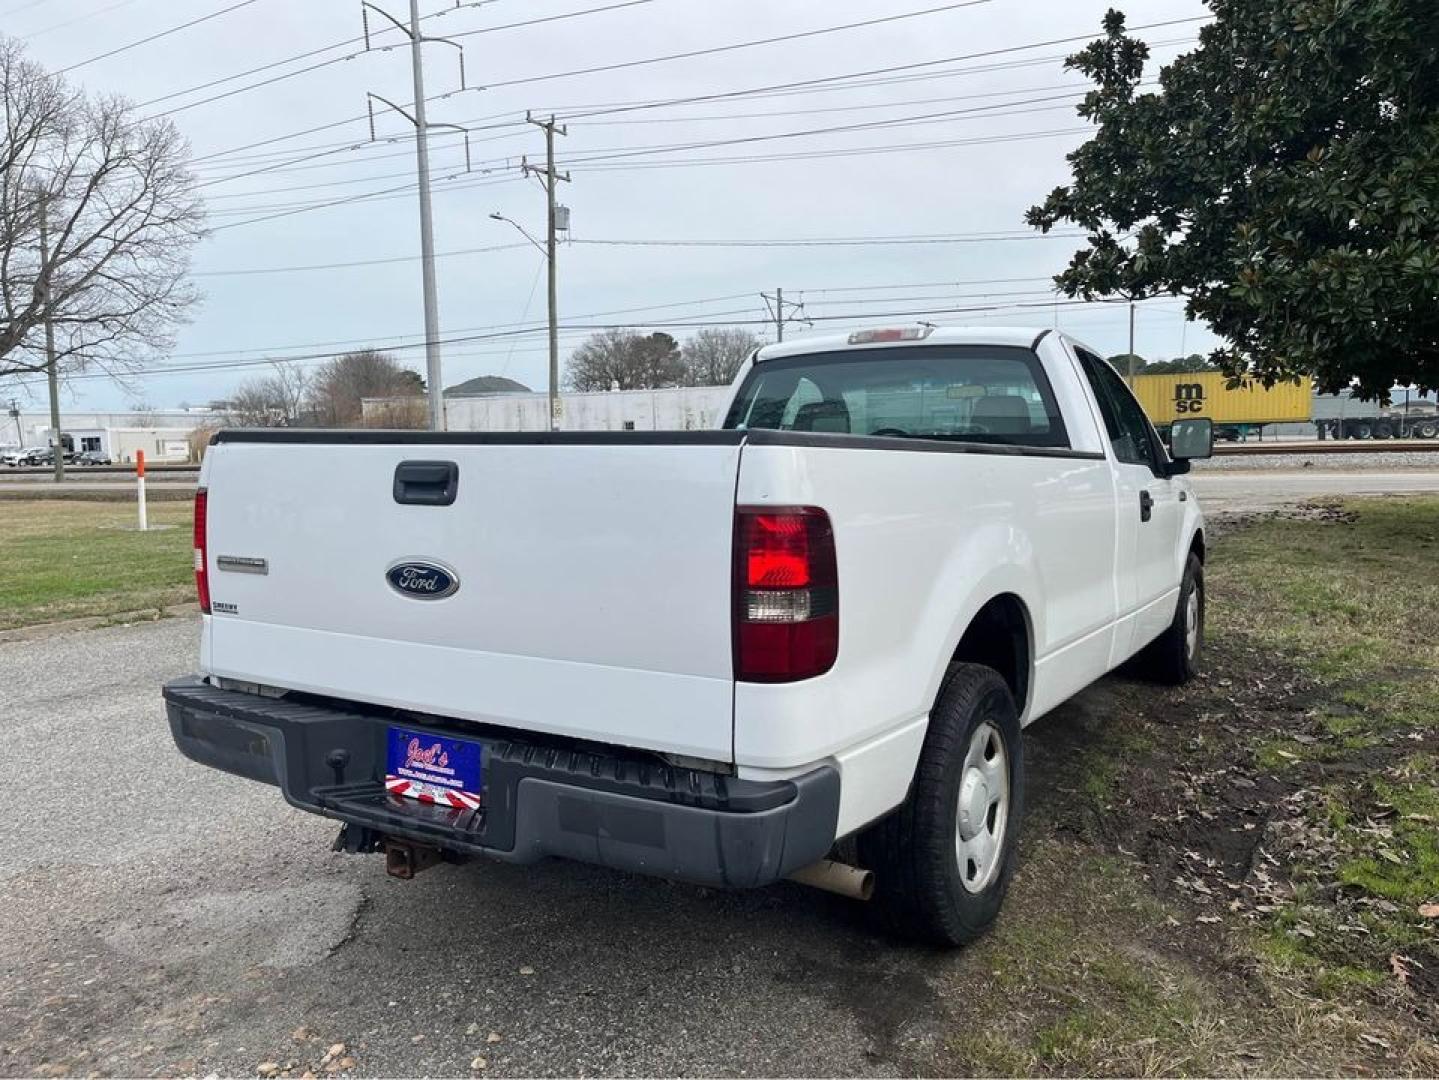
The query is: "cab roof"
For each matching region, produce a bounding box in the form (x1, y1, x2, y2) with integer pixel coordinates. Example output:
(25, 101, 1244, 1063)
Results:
(754, 325, 1050, 363)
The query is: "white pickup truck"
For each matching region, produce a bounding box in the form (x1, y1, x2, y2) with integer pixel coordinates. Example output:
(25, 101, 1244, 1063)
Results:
(165, 326, 1211, 944)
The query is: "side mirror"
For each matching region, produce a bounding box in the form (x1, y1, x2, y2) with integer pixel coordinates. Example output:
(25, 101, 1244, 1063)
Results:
(1168, 417, 1213, 465)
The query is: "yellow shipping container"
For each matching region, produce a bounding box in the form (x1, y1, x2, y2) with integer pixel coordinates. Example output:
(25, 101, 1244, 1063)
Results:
(1131, 372, 1312, 426)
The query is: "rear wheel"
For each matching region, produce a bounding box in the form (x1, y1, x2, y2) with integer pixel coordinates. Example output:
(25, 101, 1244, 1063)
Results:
(858, 663, 1024, 947)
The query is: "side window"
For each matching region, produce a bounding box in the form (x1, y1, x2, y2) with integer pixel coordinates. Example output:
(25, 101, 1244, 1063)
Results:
(1076, 349, 1160, 473)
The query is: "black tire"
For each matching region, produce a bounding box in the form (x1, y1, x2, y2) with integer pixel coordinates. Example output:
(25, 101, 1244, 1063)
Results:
(857, 663, 1025, 947)
(1132, 552, 1204, 685)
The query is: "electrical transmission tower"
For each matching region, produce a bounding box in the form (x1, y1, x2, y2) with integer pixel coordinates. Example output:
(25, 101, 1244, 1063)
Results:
(361, 0, 474, 431)
(761, 288, 810, 342)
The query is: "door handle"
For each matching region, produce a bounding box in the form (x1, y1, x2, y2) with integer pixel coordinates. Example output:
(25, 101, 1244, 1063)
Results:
(394, 460, 458, 506)
(1139, 489, 1153, 522)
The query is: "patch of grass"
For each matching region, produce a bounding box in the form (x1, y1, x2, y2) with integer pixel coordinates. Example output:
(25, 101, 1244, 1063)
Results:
(948, 844, 1236, 1076)
(0, 499, 194, 629)
(1337, 763, 1439, 907)
(1206, 499, 1439, 1006)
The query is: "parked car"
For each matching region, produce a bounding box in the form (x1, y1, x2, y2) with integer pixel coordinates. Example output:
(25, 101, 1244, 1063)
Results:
(75, 450, 113, 466)
(163, 326, 1212, 945)
(4, 446, 51, 466)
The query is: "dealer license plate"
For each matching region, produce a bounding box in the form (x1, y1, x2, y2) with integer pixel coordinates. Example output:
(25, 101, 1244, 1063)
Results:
(385, 727, 484, 810)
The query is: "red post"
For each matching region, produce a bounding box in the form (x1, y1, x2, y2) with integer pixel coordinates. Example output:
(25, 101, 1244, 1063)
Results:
(136, 449, 148, 531)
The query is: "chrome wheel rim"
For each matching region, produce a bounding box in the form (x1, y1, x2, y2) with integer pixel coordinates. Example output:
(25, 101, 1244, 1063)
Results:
(955, 721, 1009, 894)
(1184, 587, 1200, 659)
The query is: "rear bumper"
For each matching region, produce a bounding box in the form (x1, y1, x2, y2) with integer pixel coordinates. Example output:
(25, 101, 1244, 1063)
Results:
(163, 675, 839, 888)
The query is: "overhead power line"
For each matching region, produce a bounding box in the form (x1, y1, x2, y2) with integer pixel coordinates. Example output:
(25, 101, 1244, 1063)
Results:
(182, 21, 1199, 186)
(6, 296, 1185, 389)
(138, 0, 660, 120)
(186, 0, 1016, 167)
(570, 232, 1087, 248)
(57, 0, 263, 74)
(475, 0, 994, 90)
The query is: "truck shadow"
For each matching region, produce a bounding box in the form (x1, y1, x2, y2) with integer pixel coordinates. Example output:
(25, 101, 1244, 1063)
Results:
(311, 683, 1117, 1071)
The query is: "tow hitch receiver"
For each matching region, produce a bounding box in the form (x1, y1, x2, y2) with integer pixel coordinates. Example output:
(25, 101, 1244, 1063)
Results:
(383, 839, 443, 879)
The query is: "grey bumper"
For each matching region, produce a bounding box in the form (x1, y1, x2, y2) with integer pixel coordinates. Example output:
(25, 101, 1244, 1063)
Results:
(163, 675, 839, 888)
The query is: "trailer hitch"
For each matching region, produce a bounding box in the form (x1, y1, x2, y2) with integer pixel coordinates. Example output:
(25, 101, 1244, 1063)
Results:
(382, 838, 443, 879)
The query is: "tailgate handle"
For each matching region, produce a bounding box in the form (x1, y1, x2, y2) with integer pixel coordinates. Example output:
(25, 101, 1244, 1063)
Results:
(393, 460, 458, 506)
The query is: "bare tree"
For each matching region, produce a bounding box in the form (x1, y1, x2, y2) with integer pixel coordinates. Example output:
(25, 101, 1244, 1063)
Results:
(0, 37, 204, 381)
(224, 361, 310, 427)
(361, 395, 428, 429)
(308, 349, 424, 427)
(681, 327, 760, 386)
(566, 329, 683, 392)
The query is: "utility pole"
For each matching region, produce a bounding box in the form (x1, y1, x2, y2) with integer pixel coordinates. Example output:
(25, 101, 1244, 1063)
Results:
(521, 114, 569, 431)
(7, 400, 22, 448)
(761, 287, 809, 343)
(36, 197, 63, 482)
(362, 0, 470, 431)
(1127, 298, 1136, 387)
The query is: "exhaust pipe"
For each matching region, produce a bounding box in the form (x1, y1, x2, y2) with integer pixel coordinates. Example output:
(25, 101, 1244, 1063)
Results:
(383, 839, 442, 879)
(787, 858, 875, 901)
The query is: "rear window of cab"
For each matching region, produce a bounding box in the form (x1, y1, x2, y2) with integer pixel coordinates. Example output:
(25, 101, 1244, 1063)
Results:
(723, 345, 1070, 449)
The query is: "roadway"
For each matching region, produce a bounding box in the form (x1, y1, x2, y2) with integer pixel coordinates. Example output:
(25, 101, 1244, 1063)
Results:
(1187, 469, 1439, 512)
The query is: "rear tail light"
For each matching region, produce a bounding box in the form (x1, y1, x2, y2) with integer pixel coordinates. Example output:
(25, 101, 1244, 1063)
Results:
(193, 487, 210, 614)
(733, 507, 838, 682)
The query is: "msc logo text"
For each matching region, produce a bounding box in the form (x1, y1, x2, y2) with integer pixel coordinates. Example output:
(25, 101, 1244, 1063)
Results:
(1172, 382, 1205, 414)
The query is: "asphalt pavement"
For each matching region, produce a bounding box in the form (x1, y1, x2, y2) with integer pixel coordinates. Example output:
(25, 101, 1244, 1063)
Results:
(1187, 469, 1439, 511)
(0, 618, 947, 1078)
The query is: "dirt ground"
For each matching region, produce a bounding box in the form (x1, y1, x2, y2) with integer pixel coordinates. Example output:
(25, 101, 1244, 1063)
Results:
(945, 498, 1438, 1076)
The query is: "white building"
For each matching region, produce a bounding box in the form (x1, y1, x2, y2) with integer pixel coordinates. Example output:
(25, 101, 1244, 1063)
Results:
(444, 386, 731, 432)
(65, 427, 196, 463)
(2, 408, 214, 457)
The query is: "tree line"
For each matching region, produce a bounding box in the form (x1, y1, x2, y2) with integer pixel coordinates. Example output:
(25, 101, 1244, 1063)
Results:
(217, 326, 761, 428)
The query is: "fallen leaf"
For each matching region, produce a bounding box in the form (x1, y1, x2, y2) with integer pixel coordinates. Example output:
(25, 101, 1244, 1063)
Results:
(518, 966, 535, 976)
(410, 1035, 425, 1044)
(486, 1033, 502, 1045)
(1196, 914, 1222, 924)
(1419, 903, 1439, 919)
(338, 1058, 356, 1070)
(1390, 954, 1410, 987)
(465, 1023, 479, 1036)
(471, 1057, 488, 1071)
(1359, 1032, 1391, 1050)
(257, 1064, 280, 1079)
(1377, 848, 1404, 865)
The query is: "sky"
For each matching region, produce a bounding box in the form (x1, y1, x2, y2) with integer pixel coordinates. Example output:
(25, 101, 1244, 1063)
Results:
(3, 0, 1220, 411)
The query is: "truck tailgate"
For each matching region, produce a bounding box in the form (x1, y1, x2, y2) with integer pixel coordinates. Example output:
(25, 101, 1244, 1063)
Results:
(200, 432, 743, 762)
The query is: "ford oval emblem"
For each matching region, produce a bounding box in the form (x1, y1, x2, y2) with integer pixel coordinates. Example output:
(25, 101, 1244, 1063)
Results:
(386, 560, 459, 600)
